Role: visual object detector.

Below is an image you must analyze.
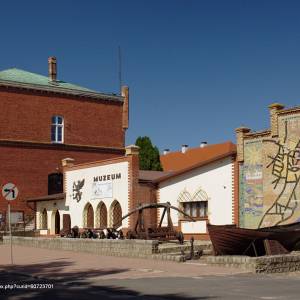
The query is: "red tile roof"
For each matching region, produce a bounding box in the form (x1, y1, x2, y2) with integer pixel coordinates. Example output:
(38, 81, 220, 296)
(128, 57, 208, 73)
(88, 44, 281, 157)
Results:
(160, 141, 236, 172)
(139, 170, 174, 182)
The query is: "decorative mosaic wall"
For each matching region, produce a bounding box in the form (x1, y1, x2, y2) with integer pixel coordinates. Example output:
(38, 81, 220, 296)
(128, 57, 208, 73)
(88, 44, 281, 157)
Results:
(240, 112, 300, 228)
(260, 115, 300, 227)
(240, 139, 264, 228)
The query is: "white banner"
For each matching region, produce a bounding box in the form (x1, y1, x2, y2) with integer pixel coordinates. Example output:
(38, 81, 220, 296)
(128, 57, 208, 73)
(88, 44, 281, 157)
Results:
(92, 181, 113, 199)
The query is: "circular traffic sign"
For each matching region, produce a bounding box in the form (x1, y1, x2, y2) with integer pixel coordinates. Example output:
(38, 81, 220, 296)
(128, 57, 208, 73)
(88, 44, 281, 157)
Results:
(2, 183, 18, 201)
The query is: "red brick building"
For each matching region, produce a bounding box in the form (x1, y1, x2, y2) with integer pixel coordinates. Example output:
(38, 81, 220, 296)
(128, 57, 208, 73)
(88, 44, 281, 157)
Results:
(0, 57, 129, 228)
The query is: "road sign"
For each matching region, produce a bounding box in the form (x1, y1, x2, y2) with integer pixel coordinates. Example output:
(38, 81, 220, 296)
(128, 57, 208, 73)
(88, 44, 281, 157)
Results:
(2, 183, 18, 201)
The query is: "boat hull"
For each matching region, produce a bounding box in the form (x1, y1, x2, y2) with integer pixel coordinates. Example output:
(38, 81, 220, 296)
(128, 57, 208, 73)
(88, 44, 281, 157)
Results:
(207, 223, 300, 256)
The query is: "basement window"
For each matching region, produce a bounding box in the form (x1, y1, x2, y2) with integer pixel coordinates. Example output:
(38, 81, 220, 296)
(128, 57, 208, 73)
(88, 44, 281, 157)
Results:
(51, 116, 64, 143)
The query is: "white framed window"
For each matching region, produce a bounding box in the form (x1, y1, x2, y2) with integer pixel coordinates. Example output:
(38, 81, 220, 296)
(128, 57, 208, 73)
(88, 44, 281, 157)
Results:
(178, 187, 209, 220)
(51, 116, 64, 143)
(183, 201, 208, 218)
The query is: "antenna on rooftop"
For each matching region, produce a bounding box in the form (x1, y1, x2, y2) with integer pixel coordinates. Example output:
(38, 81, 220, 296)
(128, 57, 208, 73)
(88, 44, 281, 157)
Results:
(118, 46, 122, 94)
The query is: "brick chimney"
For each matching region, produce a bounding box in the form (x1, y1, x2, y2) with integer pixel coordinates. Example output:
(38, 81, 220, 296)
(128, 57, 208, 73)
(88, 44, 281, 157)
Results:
(163, 149, 170, 155)
(48, 56, 57, 81)
(181, 145, 188, 153)
(122, 86, 129, 130)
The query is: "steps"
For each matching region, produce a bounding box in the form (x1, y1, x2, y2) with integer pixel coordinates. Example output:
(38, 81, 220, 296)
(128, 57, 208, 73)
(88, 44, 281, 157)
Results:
(24, 220, 35, 231)
(154, 240, 213, 261)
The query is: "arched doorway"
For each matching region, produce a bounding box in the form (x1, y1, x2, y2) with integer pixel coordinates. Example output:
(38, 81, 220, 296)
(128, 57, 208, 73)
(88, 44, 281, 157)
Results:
(55, 210, 60, 234)
(111, 201, 122, 228)
(40, 208, 48, 229)
(96, 202, 107, 229)
(83, 203, 94, 228)
(51, 209, 60, 235)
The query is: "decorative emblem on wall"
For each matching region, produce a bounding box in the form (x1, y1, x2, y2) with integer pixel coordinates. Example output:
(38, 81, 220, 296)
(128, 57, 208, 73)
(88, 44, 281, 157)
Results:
(258, 121, 300, 228)
(73, 179, 85, 202)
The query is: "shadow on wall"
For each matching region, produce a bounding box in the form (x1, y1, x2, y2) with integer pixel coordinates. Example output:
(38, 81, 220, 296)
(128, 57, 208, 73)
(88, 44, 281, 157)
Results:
(0, 260, 215, 300)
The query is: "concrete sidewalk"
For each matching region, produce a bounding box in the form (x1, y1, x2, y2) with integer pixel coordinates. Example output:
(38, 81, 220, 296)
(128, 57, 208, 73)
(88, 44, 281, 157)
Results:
(0, 244, 246, 281)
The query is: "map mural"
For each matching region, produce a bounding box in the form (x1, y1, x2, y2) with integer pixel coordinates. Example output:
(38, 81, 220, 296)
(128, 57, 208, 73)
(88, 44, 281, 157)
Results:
(240, 139, 264, 228)
(240, 113, 300, 228)
(259, 116, 300, 228)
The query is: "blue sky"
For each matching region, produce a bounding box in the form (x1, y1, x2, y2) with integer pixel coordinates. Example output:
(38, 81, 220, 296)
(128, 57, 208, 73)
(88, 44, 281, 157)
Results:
(1, 0, 300, 152)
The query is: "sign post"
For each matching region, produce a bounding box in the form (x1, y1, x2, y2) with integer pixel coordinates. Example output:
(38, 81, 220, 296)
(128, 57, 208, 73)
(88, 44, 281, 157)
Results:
(2, 183, 19, 265)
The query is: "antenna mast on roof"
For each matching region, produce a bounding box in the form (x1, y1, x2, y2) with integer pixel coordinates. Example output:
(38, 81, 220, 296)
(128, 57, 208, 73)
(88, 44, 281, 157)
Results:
(118, 46, 122, 94)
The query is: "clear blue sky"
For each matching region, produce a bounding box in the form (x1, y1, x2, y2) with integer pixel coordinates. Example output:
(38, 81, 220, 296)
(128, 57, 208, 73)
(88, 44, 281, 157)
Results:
(2, 0, 300, 152)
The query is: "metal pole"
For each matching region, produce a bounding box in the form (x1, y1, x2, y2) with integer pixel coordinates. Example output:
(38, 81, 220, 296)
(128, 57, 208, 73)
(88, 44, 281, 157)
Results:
(8, 202, 13, 265)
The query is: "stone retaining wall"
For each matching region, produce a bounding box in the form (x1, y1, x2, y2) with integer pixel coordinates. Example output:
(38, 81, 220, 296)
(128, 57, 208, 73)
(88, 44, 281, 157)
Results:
(2, 236, 160, 259)
(202, 252, 300, 273)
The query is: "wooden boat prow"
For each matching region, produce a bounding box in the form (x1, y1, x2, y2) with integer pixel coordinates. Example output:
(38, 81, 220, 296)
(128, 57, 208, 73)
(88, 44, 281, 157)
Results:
(207, 223, 300, 256)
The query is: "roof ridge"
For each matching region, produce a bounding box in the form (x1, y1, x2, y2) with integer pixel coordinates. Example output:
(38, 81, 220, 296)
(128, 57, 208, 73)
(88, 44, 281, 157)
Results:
(160, 141, 236, 173)
(0, 67, 100, 94)
(0, 67, 48, 77)
(162, 141, 235, 156)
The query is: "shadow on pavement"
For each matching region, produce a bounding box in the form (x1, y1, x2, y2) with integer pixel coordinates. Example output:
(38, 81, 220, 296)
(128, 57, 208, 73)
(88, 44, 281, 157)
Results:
(0, 260, 218, 300)
(0, 259, 127, 281)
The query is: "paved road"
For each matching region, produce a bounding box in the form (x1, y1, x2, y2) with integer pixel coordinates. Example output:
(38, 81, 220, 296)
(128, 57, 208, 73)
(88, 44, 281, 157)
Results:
(1, 244, 300, 299)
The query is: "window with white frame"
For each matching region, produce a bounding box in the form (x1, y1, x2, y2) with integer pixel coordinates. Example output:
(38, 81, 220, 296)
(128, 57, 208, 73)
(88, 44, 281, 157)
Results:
(51, 116, 64, 143)
(183, 201, 208, 218)
(178, 187, 209, 220)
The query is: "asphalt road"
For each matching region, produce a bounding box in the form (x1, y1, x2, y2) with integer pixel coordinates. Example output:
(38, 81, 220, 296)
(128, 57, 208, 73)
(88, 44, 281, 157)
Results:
(1, 245, 300, 299)
(1, 271, 300, 300)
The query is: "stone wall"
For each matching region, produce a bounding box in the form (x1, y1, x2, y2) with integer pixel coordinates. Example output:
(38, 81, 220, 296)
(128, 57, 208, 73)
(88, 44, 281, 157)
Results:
(202, 252, 300, 273)
(3, 236, 159, 258)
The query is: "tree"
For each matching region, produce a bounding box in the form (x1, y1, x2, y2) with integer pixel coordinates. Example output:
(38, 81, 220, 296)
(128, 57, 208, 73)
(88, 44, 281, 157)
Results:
(135, 136, 163, 171)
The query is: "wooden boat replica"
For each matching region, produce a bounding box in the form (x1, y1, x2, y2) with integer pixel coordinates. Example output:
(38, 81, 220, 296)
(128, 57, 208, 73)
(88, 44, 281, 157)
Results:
(207, 222, 300, 256)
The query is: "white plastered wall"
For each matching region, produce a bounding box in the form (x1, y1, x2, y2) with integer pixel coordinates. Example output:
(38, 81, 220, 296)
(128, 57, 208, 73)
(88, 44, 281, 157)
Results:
(158, 157, 234, 234)
(36, 161, 129, 233)
(36, 200, 69, 234)
(65, 161, 129, 228)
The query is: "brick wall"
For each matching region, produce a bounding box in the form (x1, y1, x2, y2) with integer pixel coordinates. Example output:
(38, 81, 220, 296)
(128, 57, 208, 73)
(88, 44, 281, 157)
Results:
(0, 87, 126, 221)
(136, 183, 158, 229)
(126, 151, 140, 229)
(0, 144, 123, 218)
(0, 89, 124, 147)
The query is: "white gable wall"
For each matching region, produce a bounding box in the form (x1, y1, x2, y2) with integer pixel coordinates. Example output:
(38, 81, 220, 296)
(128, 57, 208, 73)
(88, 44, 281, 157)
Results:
(158, 157, 234, 234)
(65, 161, 129, 228)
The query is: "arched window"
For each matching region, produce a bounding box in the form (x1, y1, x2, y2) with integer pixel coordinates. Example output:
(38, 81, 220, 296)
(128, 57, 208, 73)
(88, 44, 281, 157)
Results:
(111, 201, 122, 228)
(48, 173, 63, 195)
(177, 188, 209, 219)
(40, 208, 48, 229)
(83, 203, 94, 228)
(51, 115, 64, 143)
(96, 202, 107, 229)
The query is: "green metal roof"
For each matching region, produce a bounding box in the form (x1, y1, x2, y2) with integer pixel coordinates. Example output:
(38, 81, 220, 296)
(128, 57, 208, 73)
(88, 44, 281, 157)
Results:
(0, 68, 123, 102)
(0, 68, 95, 92)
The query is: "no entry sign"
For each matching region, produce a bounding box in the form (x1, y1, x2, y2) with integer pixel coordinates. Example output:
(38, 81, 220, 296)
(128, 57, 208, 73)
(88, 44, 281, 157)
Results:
(2, 183, 18, 201)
